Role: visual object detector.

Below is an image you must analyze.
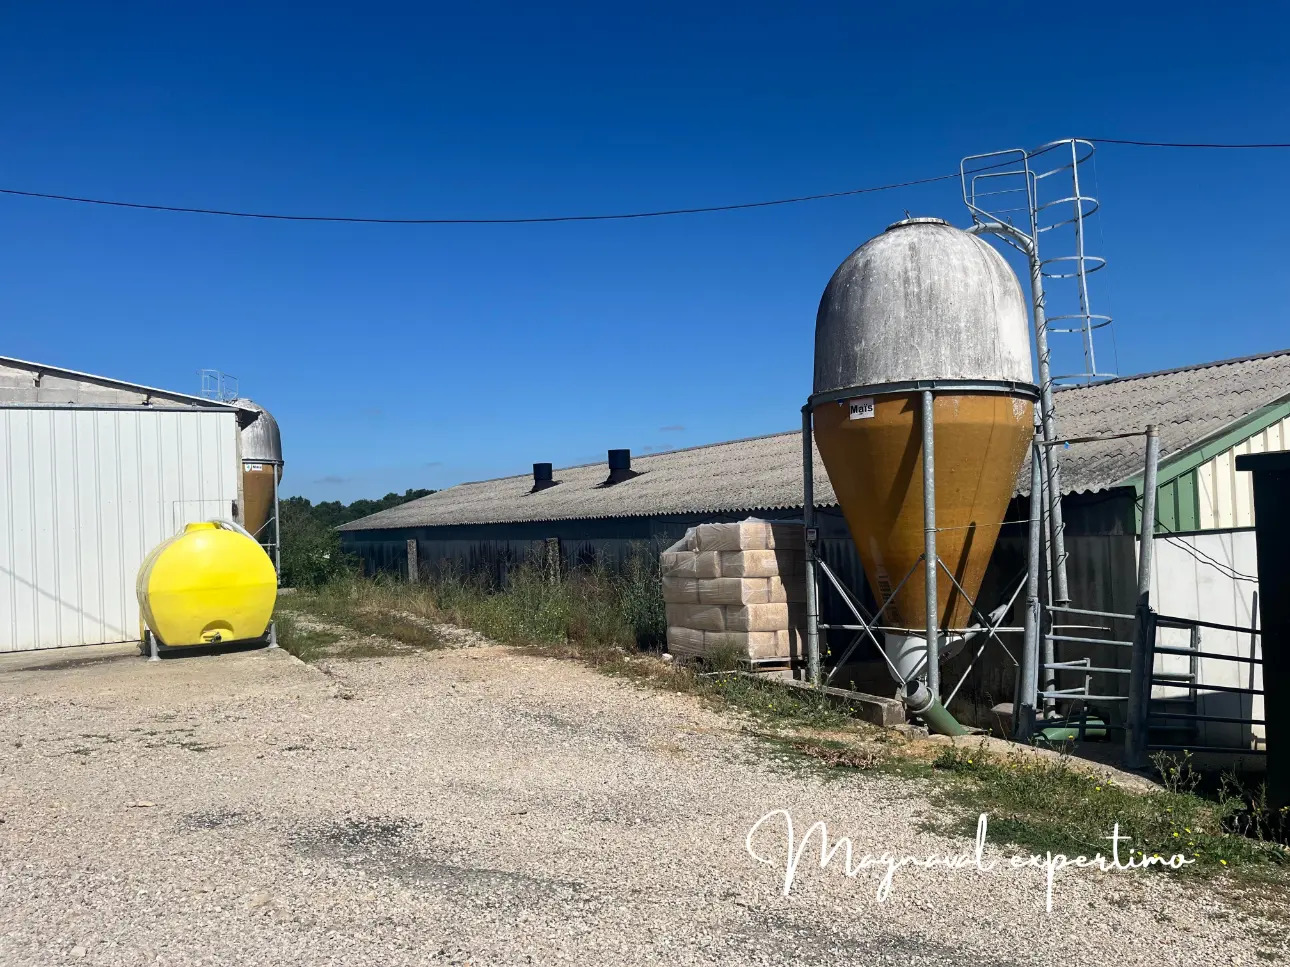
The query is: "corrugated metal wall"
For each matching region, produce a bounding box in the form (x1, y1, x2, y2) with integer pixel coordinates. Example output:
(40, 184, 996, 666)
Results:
(0, 408, 240, 651)
(1196, 415, 1290, 530)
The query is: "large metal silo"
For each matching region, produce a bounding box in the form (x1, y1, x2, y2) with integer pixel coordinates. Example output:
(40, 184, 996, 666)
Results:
(810, 218, 1037, 688)
(232, 399, 283, 559)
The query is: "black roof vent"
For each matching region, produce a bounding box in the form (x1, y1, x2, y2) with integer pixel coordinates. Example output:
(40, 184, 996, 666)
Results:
(530, 462, 558, 493)
(600, 449, 640, 487)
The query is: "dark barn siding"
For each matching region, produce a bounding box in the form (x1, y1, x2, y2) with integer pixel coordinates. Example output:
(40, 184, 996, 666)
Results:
(341, 508, 814, 587)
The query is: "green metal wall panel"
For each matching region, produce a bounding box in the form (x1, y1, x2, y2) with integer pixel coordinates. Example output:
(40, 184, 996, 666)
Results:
(1137, 469, 1204, 532)
(1131, 398, 1290, 532)
(1157, 478, 1179, 532)
(1177, 469, 1200, 532)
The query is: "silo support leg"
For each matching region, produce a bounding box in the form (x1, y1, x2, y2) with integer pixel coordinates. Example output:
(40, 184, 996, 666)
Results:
(802, 405, 822, 686)
(1016, 437, 1045, 743)
(921, 390, 940, 701)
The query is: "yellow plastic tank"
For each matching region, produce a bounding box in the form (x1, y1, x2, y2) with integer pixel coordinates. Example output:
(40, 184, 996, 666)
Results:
(136, 521, 278, 647)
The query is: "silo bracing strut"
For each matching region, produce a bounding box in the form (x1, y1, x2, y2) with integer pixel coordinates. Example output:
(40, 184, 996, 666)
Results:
(806, 217, 1038, 734)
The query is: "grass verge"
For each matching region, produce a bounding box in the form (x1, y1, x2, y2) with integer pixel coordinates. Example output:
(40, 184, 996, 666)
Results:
(924, 742, 1288, 881)
(279, 581, 445, 652)
(273, 612, 340, 663)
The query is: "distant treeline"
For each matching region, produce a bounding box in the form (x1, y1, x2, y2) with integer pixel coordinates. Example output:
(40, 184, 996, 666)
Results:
(279, 488, 434, 587)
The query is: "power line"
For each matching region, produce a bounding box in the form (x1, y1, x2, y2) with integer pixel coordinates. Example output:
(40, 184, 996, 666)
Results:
(1160, 532, 1259, 583)
(1088, 138, 1290, 149)
(1150, 518, 1260, 583)
(0, 169, 963, 225)
(1, 138, 1286, 225)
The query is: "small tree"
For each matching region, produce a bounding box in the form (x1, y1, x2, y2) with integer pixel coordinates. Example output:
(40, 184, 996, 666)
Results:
(277, 489, 434, 588)
(279, 496, 352, 588)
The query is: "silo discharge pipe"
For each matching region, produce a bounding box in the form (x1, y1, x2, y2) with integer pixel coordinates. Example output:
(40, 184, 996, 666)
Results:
(883, 603, 1006, 737)
(901, 679, 970, 737)
(883, 634, 969, 735)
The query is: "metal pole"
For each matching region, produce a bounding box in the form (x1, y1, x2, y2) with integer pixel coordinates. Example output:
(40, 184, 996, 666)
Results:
(802, 405, 821, 686)
(1026, 242, 1072, 606)
(272, 469, 282, 582)
(1125, 425, 1160, 769)
(966, 219, 1070, 606)
(1137, 426, 1160, 595)
(1017, 437, 1044, 742)
(1068, 139, 1099, 378)
(272, 466, 282, 581)
(1036, 427, 1057, 712)
(921, 389, 941, 700)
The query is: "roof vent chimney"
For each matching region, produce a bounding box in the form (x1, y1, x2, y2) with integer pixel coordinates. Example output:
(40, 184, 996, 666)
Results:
(530, 462, 558, 493)
(601, 449, 640, 486)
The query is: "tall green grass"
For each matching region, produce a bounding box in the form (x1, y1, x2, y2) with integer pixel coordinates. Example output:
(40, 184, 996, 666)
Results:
(927, 743, 1289, 878)
(431, 554, 665, 652)
(285, 550, 665, 657)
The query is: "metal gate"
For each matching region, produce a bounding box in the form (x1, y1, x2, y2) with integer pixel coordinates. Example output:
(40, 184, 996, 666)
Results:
(1134, 610, 1265, 759)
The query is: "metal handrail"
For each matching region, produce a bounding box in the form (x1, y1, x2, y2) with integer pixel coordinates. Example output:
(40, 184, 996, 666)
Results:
(1152, 644, 1263, 665)
(1154, 614, 1263, 636)
(1149, 678, 1264, 697)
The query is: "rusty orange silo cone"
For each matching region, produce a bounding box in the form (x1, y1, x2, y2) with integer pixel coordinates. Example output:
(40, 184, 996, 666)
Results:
(232, 399, 283, 543)
(813, 393, 1032, 630)
(241, 463, 282, 540)
(812, 217, 1037, 656)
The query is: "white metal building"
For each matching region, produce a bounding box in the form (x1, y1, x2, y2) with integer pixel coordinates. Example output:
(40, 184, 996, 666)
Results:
(0, 357, 251, 652)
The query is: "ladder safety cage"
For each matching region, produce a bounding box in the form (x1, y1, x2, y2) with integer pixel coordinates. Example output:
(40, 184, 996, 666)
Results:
(961, 139, 1117, 387)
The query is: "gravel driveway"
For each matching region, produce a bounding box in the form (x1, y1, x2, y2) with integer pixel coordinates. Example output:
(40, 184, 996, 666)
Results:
(0, 638, 1279, 966)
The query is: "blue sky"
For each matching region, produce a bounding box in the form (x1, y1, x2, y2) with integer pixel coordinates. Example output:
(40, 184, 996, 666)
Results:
(2, 2, 1287, 501)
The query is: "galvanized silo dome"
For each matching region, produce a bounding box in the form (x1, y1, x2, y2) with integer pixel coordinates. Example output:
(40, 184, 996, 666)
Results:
(232, 399, 283, 466)
(813, 217, 1032, 394)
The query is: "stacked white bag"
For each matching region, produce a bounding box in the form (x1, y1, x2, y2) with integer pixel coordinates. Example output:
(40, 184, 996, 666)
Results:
(661, 519, 806, 661)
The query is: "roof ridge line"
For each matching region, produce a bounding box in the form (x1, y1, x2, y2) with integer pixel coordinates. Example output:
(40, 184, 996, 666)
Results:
(1055, 347, 1290, 391)
(444, 428, 803, 488)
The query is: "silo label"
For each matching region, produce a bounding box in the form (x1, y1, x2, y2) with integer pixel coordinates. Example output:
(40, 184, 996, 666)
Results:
(848, 397, 875, 421)
(244, 463, 264, 471)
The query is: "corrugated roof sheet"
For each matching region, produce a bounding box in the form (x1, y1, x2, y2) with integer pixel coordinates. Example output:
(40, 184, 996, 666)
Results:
(1039, 349, 1290, 495)
(340, 349, 1290, 532)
